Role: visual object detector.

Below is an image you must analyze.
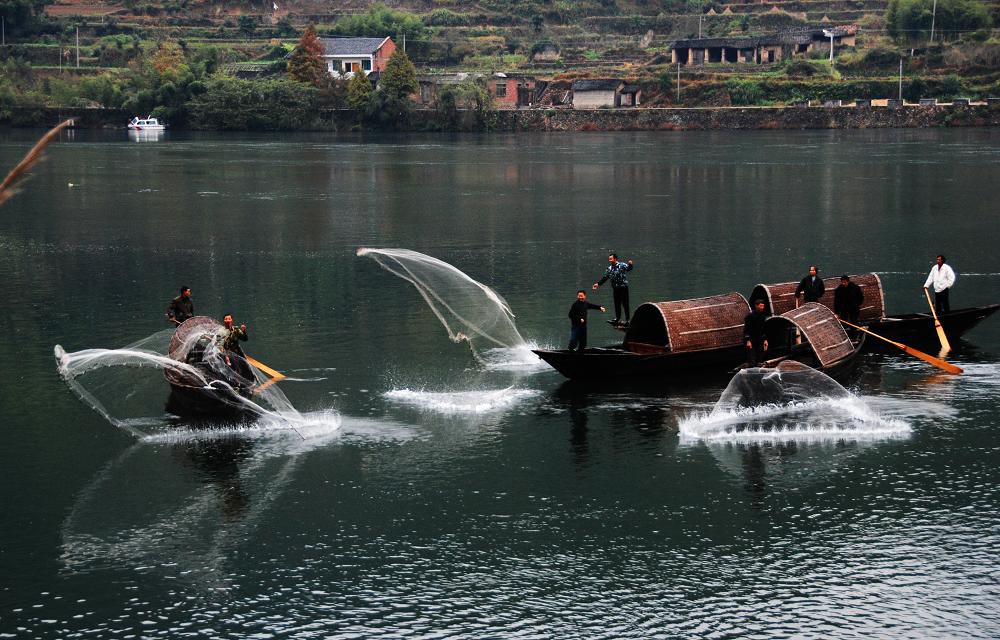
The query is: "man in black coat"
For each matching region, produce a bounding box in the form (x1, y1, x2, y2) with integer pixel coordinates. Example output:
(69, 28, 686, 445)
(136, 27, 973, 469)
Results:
(568, 290, 606, 353)
(794, 265, 825, 303)
(166, 286, 194, 326)
(743, 299, 770, 366)
(833, 274, 864, 324)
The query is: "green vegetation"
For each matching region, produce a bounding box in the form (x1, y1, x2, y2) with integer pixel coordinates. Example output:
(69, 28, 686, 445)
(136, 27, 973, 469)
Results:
(886, 0, 992, 42)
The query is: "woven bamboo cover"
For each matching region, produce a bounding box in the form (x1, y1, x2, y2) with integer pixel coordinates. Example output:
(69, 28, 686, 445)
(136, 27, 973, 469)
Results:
(750, 273, 885, 322)
(773, 303, 855, 367)
(627, 293, 750, 352)
(169, 316, 222, 360)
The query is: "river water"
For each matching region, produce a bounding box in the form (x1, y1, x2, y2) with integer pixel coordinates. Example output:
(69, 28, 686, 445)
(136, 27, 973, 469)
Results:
(2, 128, 999, 638)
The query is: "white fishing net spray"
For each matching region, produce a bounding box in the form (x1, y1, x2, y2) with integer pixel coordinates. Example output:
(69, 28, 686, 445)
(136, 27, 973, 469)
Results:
(357, 247, 526, 351)
(54, 318, 299, 434)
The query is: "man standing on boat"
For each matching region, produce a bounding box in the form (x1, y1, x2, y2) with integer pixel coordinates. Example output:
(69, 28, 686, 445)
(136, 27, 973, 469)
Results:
(568, 290, 606, 353)
(924, 254, 956, 314)
(795, 265, 825, 304)
(166, 286, 194, 326)
(219, 314, 249, 368)
(592, 253, 634, 327)
(743, 299, 770, 366)
(834, 274, 864, 324)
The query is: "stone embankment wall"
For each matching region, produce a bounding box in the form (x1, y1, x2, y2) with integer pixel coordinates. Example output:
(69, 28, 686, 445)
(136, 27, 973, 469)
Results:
(5, 104, 998, 132)
(495, 104, 1000, 132)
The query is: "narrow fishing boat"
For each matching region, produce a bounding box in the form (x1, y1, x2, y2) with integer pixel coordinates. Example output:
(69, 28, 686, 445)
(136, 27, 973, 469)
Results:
(533, 292, 750, 380)
(164, 316, 257, 418)
(749, 273, 997, 349)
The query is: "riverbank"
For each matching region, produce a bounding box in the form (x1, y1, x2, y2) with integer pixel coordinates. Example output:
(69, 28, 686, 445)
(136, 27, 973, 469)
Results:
(7, 102, 999, 132)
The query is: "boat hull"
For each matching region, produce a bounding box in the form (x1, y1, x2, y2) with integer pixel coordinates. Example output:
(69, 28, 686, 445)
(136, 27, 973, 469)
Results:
(865, 304, 999, 350)
(532, 344, 746, 380)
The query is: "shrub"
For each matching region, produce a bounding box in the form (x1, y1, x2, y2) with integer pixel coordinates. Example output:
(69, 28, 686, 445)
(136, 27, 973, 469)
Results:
(725, 77, 763, 105)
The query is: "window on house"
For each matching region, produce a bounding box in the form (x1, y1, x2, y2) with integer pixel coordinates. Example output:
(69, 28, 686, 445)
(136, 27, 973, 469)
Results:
(495, 83, 507, 98)
(363, 59, 372, 71)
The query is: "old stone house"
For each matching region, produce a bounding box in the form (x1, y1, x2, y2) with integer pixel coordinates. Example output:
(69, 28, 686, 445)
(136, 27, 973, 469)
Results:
(571, 80, 641, 109)
(671, 25, 856, 65)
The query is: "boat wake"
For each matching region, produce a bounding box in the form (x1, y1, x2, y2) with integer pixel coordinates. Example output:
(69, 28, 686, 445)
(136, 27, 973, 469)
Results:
(680, 362, 911, 442)
(384, 386, 539, 414)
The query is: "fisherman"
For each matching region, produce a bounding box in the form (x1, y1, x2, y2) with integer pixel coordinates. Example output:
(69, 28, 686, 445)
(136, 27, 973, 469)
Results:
(794, 265, 825, 304)
(924, 254, 956, 314)
(568, 290, 606, 353)
(165, 286, 194, 326)
(743, 299, 770, 367)
(218, 314, 248, 367)
(834, 274, 864, 324)
(592, 253, 635, 326)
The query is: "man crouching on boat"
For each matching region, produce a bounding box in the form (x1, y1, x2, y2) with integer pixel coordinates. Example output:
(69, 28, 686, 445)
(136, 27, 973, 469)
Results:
(218, 314, 248, 367)
(568, 290, 606, 353)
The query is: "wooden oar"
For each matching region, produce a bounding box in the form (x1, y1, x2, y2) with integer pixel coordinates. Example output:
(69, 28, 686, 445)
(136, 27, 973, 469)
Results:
(839, 319, 962, 374)
(0, 119, 74, 207)
(246, 355, 286, 381)
(923, 288, 952, 354)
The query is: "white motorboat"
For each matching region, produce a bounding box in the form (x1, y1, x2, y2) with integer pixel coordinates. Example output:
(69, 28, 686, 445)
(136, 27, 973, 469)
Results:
(127, 116, 166, 131)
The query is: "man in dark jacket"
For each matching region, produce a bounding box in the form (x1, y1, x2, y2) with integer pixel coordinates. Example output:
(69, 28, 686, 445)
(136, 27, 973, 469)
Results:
(166, 286, 194, 326)
(218, 313, 249, 368)
(568, 290, 606, 353)
(794, 266, 825, 303)
(833, 274, 864, 324)
(592, 253, 634, 326)
(743, 299, 770, 366)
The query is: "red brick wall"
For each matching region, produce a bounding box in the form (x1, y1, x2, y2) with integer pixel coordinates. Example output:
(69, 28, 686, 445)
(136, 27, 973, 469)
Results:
(492, 78, 536, 108)
(373, 38, 397, 72)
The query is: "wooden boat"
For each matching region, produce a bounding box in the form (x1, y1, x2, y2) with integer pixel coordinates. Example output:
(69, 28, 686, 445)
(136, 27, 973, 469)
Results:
(754, 303, 866, 381)
(533, 292, 751, 380)
(164, 316, 257, 419)
(865, 304, 999, 349)
(750, 273, 997, 349)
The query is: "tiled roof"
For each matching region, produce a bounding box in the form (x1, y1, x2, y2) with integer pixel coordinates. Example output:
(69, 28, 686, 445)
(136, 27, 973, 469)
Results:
(319, 37, 388, 56)
(571, 79, 622, 92)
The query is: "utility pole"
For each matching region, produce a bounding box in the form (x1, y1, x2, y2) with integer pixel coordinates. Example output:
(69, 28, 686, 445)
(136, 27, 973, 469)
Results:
(898, 58, 903, 101)
(676, 62, 681, 103)
(698, 15, 703, 38)
(75, 25, 79, 67)
(402, 31, 406, 52)
(2, 18, 5, 46)
(929, 0, 937, 45)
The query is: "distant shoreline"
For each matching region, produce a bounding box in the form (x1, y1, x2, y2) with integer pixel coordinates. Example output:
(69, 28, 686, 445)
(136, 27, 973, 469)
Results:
(6, 104, 999, 132)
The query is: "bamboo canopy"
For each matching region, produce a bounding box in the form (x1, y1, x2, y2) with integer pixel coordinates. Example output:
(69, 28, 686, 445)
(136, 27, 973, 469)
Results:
(750, 272, 885, 322)
(767, 303, 856, 367)
(625, 292, 750, 352)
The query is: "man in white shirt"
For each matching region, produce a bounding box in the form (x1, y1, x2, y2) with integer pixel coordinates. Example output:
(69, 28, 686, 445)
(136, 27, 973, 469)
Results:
(923, 254, 956, 313)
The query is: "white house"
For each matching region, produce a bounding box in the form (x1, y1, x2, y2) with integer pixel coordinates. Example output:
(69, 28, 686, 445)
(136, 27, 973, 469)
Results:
(318, 36, 397, 76)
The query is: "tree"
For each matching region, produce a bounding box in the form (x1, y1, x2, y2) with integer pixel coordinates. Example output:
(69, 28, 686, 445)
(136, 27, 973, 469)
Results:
(237, 15, 256, 40)
(886, 0, 991, 41)
(373, 48, 418, 128)
(346, 69, 373, 112)
(152, 40, 184, 75)
(287, 24, 328, 87)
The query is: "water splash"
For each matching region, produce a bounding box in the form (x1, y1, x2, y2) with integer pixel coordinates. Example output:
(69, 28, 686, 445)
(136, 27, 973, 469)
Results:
(680, 362, 911, 442)
(384, 387, 539, 414)
(357, 248, 525, 351)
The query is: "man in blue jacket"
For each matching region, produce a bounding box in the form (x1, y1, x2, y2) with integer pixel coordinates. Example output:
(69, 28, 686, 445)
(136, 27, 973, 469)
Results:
(593, 253, 635, 326)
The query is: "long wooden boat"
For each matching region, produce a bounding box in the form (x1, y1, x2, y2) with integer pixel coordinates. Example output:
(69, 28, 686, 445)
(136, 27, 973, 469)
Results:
(164, 316, 257, 419)
(755, 302, 866, 381)
(750, 273, 997, 349)
(866, 304, 999, 349)
(533, 292, 750, 380)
